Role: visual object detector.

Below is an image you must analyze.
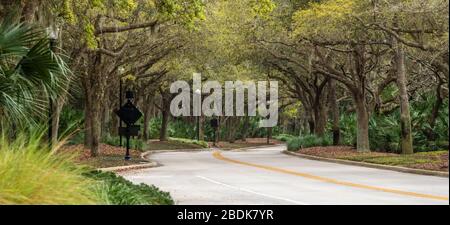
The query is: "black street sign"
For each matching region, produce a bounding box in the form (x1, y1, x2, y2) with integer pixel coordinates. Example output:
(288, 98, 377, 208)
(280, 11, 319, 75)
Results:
(116, 101, 143, 126)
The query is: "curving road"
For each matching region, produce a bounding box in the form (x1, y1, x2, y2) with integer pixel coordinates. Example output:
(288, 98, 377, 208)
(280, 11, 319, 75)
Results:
(121, 145, 449, 205)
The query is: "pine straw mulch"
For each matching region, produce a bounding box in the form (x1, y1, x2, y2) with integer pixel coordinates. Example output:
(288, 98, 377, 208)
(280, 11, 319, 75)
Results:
(297, 146, 449, 172)
(60, 144, 147, 169)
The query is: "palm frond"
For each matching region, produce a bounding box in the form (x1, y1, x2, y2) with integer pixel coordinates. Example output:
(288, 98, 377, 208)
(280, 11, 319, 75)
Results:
(0, 22, 72, 126)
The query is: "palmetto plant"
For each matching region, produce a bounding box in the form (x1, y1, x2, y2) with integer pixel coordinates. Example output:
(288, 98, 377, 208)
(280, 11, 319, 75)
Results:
(0, 22, 70, 126)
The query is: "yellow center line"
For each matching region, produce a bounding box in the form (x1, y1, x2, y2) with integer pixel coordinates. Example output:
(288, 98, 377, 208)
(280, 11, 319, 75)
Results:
(212, 151, 449, 202)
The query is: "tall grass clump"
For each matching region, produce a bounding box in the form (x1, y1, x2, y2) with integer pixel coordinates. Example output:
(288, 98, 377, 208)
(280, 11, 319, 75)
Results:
(287, 134, 332, 151)
(0, 131, 100, 204)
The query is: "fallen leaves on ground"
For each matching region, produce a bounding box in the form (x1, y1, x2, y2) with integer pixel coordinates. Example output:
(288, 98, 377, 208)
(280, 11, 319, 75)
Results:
(60, 144, 146, 168)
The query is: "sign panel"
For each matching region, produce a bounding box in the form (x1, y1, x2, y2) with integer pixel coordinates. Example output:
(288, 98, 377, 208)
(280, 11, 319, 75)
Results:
(116, 101, 143, 126)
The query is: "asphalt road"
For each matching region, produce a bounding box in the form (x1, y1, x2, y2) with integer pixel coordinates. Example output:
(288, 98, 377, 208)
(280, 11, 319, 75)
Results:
(121, 145, 449, 205)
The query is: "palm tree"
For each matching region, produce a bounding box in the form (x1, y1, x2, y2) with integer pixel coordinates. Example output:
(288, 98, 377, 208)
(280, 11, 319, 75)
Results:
(0, 22, 71, 127)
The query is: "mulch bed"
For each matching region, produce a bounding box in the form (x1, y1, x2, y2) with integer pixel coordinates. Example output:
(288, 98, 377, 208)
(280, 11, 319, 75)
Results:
(60, 144, 147, 168)
(297, 146, 449, 172)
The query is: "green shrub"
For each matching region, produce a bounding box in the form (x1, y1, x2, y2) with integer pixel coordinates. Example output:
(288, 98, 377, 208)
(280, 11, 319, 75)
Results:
(67, 131, 85, 145)
(287, 134, 332, 151)
(339, 114, 357, 147)
(85, 171, 174, 205)
(274, 134, 296, 142)
(169, 137, 209, 148)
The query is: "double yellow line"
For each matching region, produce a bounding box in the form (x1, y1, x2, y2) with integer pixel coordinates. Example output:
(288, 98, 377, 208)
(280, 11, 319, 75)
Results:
(212, 151, 449, 202)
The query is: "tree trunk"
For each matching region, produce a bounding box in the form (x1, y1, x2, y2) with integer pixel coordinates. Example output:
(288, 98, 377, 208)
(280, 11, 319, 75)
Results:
(84, 102, 92, 148)
(51, 99, 63, 145)
(267, 127, 272, 144)
(20, 0, 40, 23)
(329, 79, 340, 145)
(143, 108, 150, 141)
(394, 39, 414, 155)
(241, 116, 250, 141)
(101, 102, 110, 139)
(306, 109, 315, 135)
(160, 110, 169, 141)
(142, 96, 153, 141)
(111, 111, 118, 136)
(90, 100, 102, 157)
(160, 104, 170, 141)
(226, 117, 237, 143)
(313, 104, 327, 137)
(354, 93, 370, 152)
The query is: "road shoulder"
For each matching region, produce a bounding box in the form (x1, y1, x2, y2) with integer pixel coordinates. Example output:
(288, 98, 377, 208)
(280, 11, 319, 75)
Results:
(283, 150, 449, 178)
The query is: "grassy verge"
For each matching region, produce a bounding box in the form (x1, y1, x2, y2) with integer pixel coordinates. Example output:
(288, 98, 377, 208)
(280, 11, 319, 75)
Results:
(168, 138, 209, 148)
(216, 138, 281, 150)
(278, 135, 332, 151)
(298, 146, 449, 172)
(0, 132, 173, 205)
(86, 171, 174, 205)
(147, 138, 207, 150)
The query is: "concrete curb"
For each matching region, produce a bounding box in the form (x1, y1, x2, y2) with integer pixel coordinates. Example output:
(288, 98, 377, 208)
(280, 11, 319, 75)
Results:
(283, 151, 449, 178)
(141, 148, 212, 159)
(99, 162, 159, 172)
(99, 149, 211, 172)
(223, 144, 285, 152)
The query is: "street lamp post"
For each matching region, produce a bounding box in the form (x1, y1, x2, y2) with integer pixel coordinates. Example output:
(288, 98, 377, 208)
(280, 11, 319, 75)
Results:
(47, 26, 59, 147)
(118, 67, 125, 147)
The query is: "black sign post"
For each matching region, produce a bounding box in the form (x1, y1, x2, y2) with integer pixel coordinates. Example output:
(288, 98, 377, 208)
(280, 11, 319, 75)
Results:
(115, 91, 142, 160)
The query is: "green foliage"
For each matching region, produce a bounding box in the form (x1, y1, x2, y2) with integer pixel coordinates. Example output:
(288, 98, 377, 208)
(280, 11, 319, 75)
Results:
(168, 118, 197, 139)
(339, 113, 357, 147)
(85, 170, 174, 205)
(169, 137, 209, 148)
(157, 0, 206, 28)
(0, 126, 173, 205)
(59, 106, 84, 138)
(286, 134, 332, 151)
(67, 131, 85, 145)
(146, 116, 281, 142)
(338, 94, 449, 153)
(250, 0, 276, 18)
(274, 134, 296, 142)
(83, 22, 97, 50)
(292, 0, 356, 37)
(147, 117, 163, 139)
(0, 22, 71, 126)
(0, 130, 99, 204)
(103, 134, 148, 151)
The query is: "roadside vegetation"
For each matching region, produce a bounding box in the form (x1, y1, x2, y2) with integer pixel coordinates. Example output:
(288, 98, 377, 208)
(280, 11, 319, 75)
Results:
(85, 171, 174, 205)
(0, 131, 173, 205)
(297, 147, 448, 172)
(0, 0, 448, 204)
